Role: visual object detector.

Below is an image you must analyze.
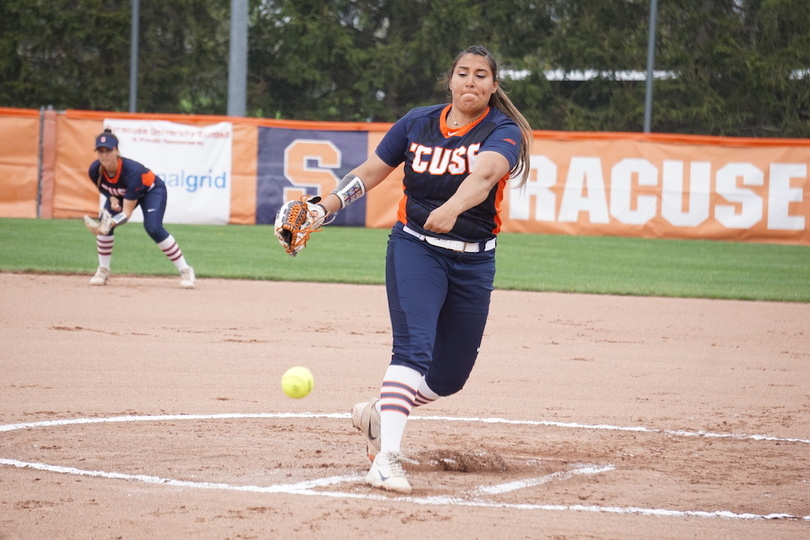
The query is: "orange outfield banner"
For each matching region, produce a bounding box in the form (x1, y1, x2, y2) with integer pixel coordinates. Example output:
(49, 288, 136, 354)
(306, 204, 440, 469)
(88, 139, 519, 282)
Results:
(1, 107, 807, 245)
(496, 135, 810, 245)
(0, 109, 41, 218)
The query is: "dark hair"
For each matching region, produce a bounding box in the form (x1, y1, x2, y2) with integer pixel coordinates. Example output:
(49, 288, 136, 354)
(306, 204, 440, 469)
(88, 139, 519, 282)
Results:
(442, 45, 532, 187)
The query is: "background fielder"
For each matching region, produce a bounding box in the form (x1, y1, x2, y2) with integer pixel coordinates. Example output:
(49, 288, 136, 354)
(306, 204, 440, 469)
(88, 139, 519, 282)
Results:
(85, 129, 195, 289)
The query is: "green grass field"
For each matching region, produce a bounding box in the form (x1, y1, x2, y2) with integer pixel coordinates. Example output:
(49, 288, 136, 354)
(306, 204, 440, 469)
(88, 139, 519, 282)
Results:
(1, 217, 808, 302)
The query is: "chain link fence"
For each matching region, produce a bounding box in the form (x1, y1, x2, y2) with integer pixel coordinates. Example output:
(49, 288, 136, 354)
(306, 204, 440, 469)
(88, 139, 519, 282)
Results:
(1, 0, 807, 137)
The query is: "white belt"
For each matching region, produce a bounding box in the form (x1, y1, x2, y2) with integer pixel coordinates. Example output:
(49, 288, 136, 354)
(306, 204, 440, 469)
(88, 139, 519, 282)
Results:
(403, 225, 496, 253)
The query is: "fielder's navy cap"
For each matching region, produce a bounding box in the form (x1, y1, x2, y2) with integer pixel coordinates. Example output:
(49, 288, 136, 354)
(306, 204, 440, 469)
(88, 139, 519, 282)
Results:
(95, 131, 119, 150)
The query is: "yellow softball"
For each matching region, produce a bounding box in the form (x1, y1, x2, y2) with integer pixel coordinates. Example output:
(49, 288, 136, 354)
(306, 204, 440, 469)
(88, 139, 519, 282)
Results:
(281, 366, 314, 399)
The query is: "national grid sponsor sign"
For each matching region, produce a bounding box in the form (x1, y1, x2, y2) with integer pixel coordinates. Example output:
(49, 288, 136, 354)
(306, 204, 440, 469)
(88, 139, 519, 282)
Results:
(102, 119, 233, 224)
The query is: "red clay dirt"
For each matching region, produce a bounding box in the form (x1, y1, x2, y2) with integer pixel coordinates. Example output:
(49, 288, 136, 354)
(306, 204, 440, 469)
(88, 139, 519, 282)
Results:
(1, 272, 808, 539)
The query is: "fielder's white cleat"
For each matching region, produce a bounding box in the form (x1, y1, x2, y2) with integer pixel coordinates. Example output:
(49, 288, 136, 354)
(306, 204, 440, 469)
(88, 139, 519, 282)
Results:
(89, 266, 109, 286)
(365, 450, 412, 495)
(351, 399, 381, 462)
(179, 267, 196, 289)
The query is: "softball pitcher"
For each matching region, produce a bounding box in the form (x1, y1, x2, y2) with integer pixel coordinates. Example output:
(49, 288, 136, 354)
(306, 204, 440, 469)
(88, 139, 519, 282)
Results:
(274, 45, 532, 494)
(85, 129, 195, 289)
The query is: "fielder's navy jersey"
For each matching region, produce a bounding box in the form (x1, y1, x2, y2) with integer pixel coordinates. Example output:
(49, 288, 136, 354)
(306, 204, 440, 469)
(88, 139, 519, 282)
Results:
(88, 157, 161, 200)
(375, 103, 521, 242)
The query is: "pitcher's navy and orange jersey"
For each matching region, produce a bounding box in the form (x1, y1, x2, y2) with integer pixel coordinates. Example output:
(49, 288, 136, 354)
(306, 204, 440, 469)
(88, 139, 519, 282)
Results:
(375, 104, 521, 243)
(88, 157, 160, 200)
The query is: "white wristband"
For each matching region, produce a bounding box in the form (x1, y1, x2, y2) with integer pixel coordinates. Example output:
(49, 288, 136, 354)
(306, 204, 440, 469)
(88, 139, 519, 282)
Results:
(331, 174, 366, 209)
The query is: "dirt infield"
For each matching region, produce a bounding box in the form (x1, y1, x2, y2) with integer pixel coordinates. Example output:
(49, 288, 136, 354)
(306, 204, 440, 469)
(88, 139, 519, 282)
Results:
(1, 272, 808, 539)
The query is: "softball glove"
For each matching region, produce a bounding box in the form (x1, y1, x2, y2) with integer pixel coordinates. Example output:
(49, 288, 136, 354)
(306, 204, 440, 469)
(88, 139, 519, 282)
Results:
(274, 195, 330, 257)
(83, 209, 114, 235)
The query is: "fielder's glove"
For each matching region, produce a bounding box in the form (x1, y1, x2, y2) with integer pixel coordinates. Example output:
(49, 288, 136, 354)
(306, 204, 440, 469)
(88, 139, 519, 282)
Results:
(274, 195, 330, 257)
(83, 209, 114, 235)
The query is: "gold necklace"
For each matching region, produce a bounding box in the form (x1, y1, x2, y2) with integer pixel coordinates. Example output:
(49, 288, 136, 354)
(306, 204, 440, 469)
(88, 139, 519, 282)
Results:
(449, 110, 481, 127)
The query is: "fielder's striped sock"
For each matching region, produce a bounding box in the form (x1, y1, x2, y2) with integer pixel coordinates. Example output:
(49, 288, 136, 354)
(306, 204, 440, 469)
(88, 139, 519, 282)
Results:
(157, 235, 189, 270)
(96, 234, 114, 268)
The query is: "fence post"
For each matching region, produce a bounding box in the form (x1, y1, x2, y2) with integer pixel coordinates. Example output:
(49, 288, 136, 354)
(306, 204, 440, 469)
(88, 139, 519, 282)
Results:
(228, 0, 248, 117)
(39, 106, 57, 219)
(643, 0, 659, 133)
(129, 0, 140, 112)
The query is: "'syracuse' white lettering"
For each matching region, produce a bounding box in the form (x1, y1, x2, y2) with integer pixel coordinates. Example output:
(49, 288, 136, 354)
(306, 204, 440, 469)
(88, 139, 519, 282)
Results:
(511, 156, 807, 231)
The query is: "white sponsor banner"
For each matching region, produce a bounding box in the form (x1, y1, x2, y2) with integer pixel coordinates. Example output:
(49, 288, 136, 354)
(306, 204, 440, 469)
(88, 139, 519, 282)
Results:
(102, 119, 232, 224)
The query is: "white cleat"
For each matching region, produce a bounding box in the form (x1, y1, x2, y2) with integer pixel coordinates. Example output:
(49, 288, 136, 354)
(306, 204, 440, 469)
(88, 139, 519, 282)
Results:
(89, 266, 109, 286)
(179, 267, 196, 289)
(365, 450, 412, 495)
(351, 399, 381, 462)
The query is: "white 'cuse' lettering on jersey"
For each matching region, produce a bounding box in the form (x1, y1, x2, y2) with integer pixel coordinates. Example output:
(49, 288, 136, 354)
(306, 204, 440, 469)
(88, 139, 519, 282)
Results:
(409, 143, 481, 176)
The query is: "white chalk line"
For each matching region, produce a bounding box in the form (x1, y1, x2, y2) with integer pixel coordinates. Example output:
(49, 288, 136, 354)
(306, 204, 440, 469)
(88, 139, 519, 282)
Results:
(2, 413, 808, 522)
(0, 458, 362, 493)
(419, 415, 810, 445)
(2, 412, 808, 445)
(475, 463, 616, 495)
